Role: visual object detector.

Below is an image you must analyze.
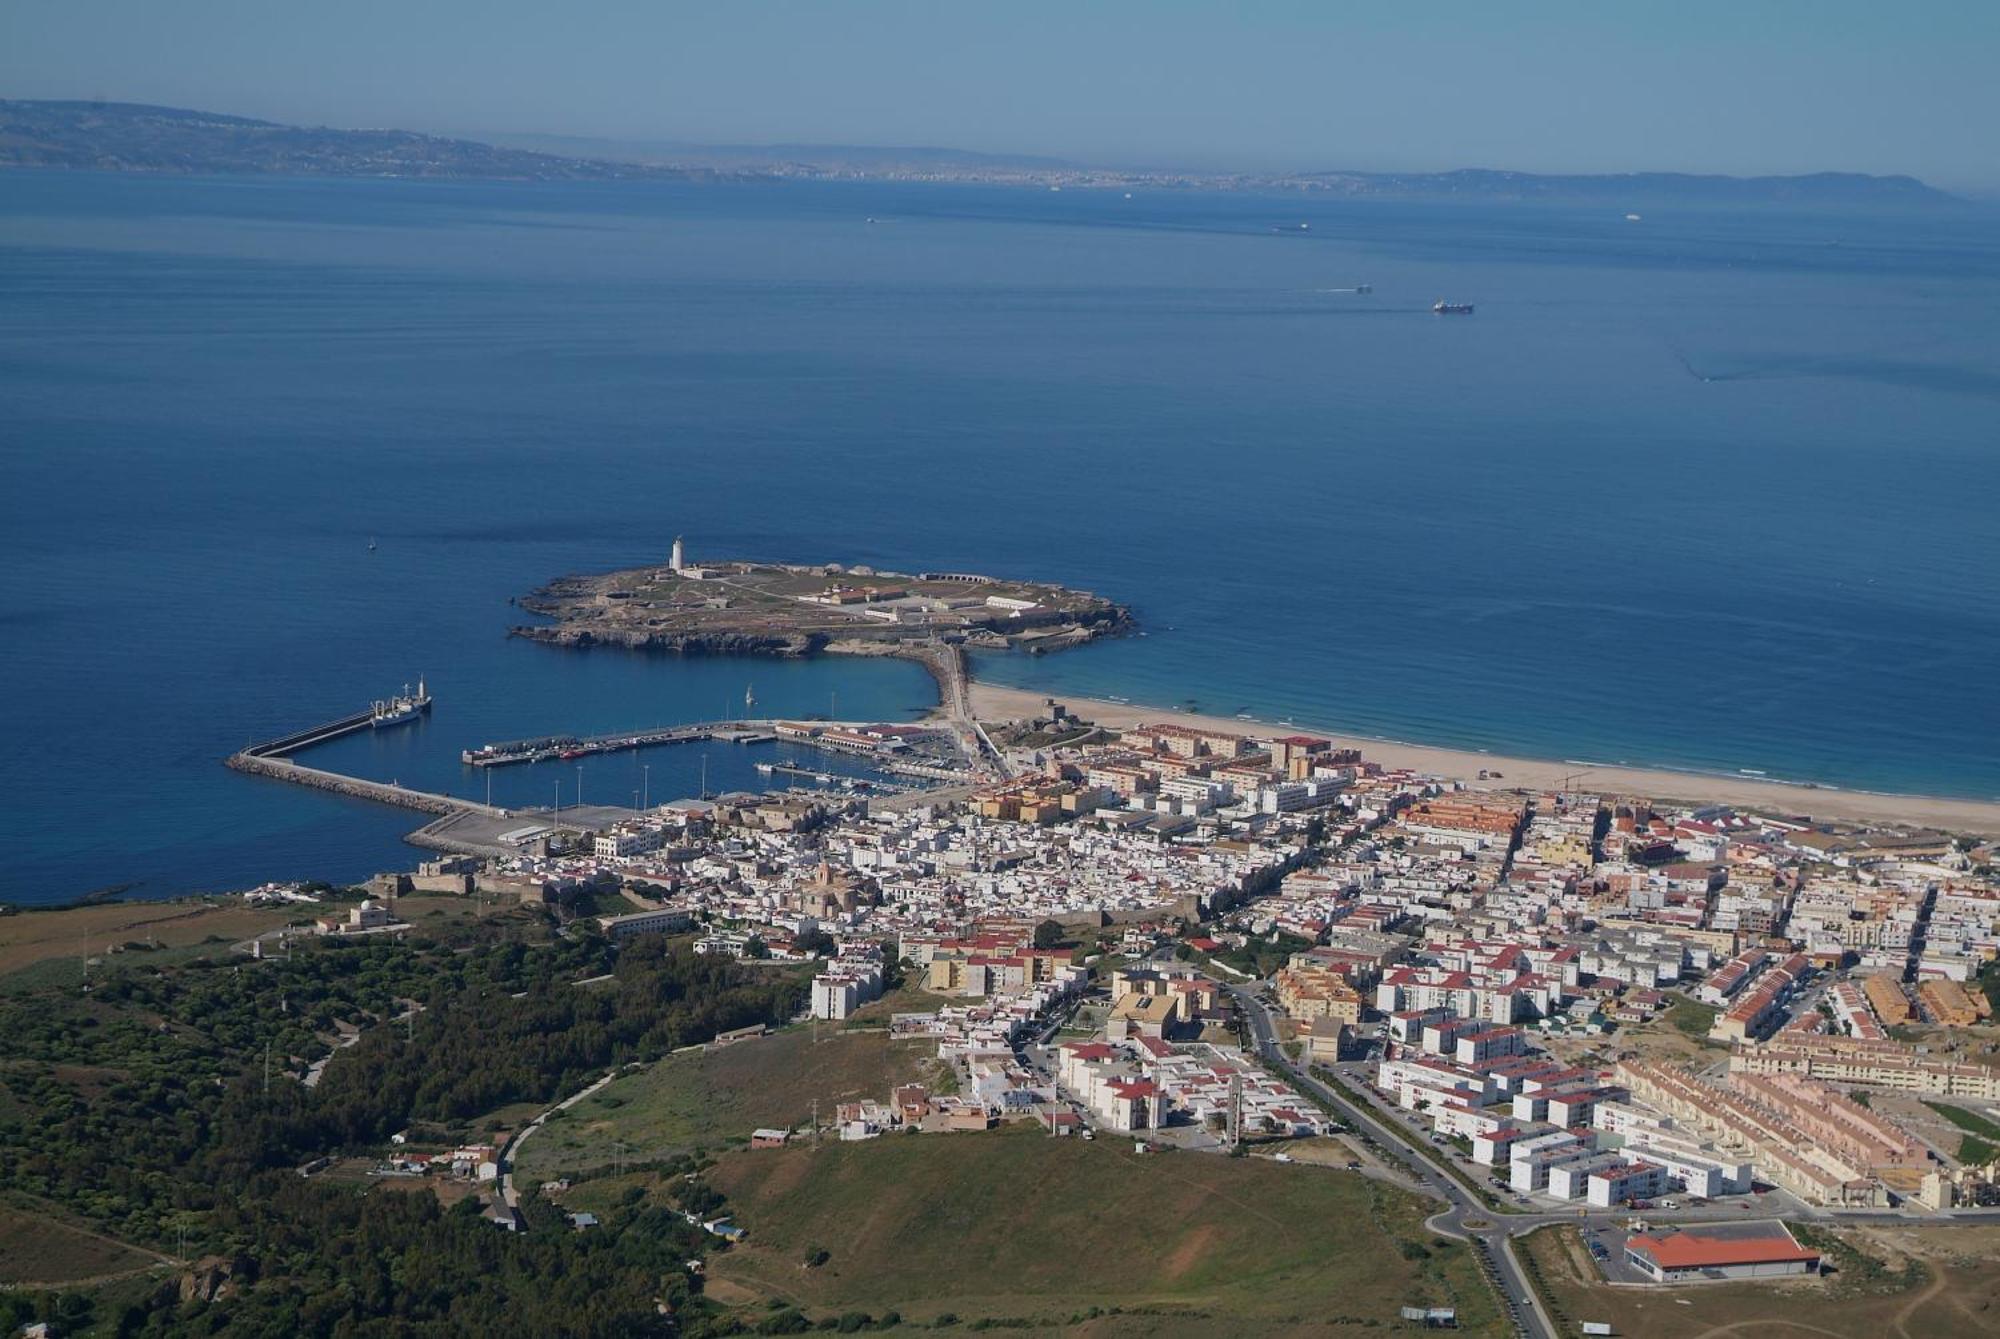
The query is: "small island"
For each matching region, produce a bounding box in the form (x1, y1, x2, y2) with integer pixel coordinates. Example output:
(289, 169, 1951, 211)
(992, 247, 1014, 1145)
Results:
(511, 540, 1133, 665)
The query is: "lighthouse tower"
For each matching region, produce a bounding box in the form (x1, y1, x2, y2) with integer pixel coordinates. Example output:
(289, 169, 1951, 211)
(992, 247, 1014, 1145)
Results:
(670, 536, 686, 573)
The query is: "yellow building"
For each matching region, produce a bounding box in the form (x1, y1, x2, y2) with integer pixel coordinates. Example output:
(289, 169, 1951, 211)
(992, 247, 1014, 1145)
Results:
(1863, 974, 1913, 1026)
(1107, 991, 1180, 1039)
(1918, 978, 1990, 1028)
(1274, 965, 1363, 1025)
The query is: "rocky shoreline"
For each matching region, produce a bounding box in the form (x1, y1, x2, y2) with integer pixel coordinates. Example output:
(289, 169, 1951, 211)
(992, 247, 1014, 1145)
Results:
(507, 558, 1135, 668)
(509, 625, 826, 656)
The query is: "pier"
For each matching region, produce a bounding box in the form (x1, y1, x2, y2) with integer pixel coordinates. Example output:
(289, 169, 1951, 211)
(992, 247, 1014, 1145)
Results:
(239, 683, 432, 759)
(241, 708, 382, 758)
(227, 690, 972, 841)
(227, 687, 505, 819)
(462, 720, 783, 767)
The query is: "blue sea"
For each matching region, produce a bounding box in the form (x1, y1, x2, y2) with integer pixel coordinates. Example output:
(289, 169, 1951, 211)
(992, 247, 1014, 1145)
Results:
(3, 171, 1998, 905)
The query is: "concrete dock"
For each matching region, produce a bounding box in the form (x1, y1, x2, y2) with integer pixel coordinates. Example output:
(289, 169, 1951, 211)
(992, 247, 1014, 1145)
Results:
(462, 720, 784, 767)
(227, 691, 506, 819)
(226, 752, 507, 818)
(227, 692, 969, 851)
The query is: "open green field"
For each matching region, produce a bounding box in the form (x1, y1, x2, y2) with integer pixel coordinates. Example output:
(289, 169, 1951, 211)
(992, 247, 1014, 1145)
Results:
(514, 1027, 945, 1179)
(1923, 1100, 2000, 1142)
(698, 1125, 1508, 1335)
(1664, 995, 1719, 1039)
(0, 1204, 164, 1287)
(1924, 1100, 2000, 1165)
(1519, 1221, 2000, 1339)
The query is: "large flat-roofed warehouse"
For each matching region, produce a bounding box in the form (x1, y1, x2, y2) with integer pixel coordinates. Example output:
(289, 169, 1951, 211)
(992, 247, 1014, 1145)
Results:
(1624, 1226, 1821, 1283)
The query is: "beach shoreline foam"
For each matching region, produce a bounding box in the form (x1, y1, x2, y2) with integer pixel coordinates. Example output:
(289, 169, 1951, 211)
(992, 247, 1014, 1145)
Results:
(965, 681, 2000, 837)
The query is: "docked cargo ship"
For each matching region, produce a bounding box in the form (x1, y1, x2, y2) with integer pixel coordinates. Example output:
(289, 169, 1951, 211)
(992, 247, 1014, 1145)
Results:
(371, 679, 431, 729)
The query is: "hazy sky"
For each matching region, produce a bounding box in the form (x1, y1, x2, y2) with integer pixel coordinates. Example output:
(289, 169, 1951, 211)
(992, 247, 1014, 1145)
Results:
(6, 0, 1998, 186)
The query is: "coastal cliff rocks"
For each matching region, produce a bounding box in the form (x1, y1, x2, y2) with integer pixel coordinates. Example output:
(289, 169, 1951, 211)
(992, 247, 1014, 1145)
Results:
(509, 626, 823, 657)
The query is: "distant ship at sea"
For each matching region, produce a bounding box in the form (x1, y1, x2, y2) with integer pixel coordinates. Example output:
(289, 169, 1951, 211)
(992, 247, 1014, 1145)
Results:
(1432, 300, 1475, 315)
(371, 679, 431, 729)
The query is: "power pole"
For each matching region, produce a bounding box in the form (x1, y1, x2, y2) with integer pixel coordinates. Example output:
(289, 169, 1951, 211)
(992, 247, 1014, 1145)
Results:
(810, 1097, 819, 1147)
(263, 1040, 271, 1097)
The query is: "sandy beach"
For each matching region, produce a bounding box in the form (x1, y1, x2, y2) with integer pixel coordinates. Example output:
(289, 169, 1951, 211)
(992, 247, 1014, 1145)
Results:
(968, 682, 2000, 838)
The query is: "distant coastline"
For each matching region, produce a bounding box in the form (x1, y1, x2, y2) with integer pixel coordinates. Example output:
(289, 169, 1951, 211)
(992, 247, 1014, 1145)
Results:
(0, 98, 1963, 206)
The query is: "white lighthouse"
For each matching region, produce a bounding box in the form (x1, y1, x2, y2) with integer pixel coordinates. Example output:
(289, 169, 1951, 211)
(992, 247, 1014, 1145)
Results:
(670, 535, 685, 573)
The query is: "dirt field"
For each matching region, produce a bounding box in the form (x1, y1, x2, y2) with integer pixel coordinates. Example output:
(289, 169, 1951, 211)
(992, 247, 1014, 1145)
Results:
(0, 899, 297, 979)
(0, 1203, 165, 1286)
(1520, 1221, 2000, 1339)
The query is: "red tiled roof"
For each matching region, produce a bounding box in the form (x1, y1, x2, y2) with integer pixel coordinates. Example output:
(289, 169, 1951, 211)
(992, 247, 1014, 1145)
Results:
(1626, 1232, 1820, 1270)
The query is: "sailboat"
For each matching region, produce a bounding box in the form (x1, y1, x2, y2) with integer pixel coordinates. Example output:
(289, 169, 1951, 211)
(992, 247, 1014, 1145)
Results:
(745, 684, 756, 713)
(368, 536, 378, 553)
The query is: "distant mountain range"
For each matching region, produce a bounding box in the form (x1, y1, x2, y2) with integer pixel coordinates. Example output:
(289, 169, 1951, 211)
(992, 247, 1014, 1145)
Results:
(1283, 167, 1955, 207)
(483, 130, 1077, 174)
(0, 98, 1963, 207)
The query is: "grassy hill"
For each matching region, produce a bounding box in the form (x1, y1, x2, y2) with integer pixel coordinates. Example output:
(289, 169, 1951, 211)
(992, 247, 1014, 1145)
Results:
(514, 1026, 946, 1179)
(696, 1125, 1507, 1335)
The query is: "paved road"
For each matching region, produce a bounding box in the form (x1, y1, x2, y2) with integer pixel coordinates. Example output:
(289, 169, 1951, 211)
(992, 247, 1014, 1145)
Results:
(1229, 983, 2000, 1335)
(498, 1067, 623, 1214)
(1228, 984, 1552, 1339)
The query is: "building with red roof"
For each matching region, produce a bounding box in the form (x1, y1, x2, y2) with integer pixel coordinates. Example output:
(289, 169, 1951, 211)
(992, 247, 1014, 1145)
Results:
(1624, 1228, 1820, 1283)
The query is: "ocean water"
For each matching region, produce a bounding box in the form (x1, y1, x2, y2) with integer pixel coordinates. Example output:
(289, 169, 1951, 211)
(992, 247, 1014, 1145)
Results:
(3, 171, 1998, 904)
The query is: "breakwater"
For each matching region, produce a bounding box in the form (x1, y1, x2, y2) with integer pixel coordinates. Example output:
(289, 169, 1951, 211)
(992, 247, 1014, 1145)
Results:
(226, 753, 508, 817)
(227, 690, 505, 818)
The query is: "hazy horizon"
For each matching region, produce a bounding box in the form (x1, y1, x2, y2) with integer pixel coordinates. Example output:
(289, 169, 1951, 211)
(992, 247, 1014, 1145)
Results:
(5, 1, 1998, 191)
